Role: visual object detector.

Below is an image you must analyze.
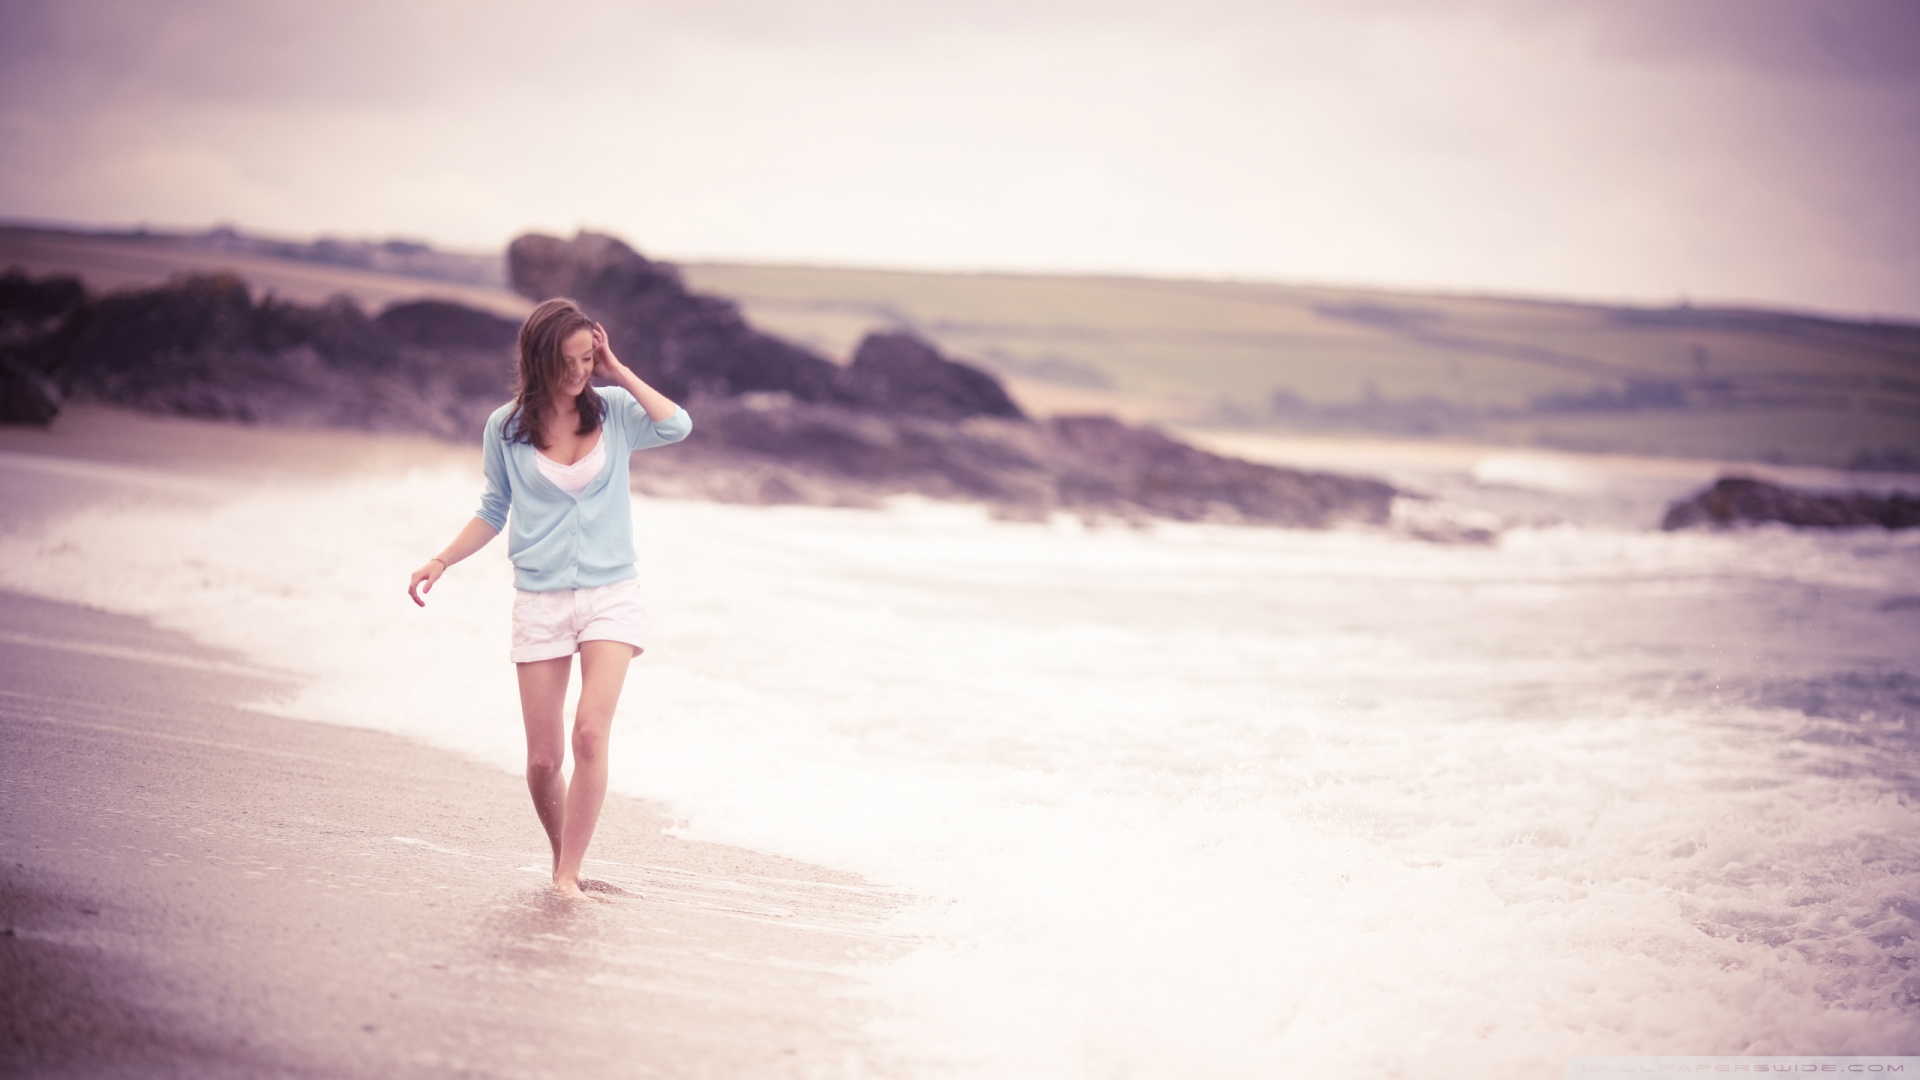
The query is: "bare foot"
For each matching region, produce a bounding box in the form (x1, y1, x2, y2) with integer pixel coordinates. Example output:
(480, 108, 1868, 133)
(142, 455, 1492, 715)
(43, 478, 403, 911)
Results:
(552, 875, 589, 900)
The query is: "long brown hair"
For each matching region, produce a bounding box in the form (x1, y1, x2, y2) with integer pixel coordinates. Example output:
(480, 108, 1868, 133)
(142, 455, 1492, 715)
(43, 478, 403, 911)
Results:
(504, 298, 606, 448)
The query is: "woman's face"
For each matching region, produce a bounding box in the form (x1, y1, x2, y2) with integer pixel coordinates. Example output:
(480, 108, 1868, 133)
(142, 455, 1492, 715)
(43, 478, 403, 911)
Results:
(558, 327, 595, 398)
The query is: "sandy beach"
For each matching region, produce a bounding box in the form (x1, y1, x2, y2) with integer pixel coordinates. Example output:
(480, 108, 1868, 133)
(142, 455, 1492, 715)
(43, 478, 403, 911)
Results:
(3, 403, 1917, 1076)
(0, 411, 907, 1079)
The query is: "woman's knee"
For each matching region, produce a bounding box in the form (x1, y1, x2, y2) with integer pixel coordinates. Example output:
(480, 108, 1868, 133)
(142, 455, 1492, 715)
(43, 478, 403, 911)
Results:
(526, 752, 564, 782)
(570, 723, 610, 763)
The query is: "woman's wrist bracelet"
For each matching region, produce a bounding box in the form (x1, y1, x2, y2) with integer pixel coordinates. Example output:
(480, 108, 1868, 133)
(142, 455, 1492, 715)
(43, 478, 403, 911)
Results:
(428, 557, 447, 569)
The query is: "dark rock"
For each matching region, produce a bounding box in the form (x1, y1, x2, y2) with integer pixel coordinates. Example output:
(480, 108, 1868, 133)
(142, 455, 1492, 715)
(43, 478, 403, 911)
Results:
(6, 253, 1400, 530)
(1038, 415, 1394, 526)
(374, 301, 518, 351)
(505, 232, 639, 304)
(845, 332, 1026, 421)
(507, 232, 853, 405)
(28, 273, 292, 422)
(0, 352, 61, 424)
(648, 397, 1394, 527)
(1661, 477, 1920, 531)
(0, 269, 84, 329)
(0, 269, 81, 423)
(36, 274, 389, 418)
(508, 233, 1026, 423)
(375, 301, 519, 402)
(43, 272, 398, 378)
(258, 294, 398, 371)
(667, 396, 1049, 507)
(14, 273, 489, 436)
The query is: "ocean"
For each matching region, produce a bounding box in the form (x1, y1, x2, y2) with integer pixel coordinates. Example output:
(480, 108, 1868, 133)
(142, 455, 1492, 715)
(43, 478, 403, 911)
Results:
(3, 444, 1916, 1075)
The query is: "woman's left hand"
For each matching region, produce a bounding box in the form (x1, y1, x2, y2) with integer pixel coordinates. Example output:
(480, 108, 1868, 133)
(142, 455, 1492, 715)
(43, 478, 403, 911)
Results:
(591, 319, 681, 421)
(590, 322, 625, 381)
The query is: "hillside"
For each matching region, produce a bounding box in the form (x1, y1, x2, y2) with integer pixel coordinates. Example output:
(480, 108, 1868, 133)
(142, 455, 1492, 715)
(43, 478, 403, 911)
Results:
(4, 223, 1914, 469)
(0, 224, 527, 318)
(681, 263, 1920, 469)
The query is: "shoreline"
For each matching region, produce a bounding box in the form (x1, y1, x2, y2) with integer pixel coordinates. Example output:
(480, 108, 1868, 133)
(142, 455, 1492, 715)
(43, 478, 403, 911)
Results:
(0, 598, 907, 1078)
(0, 425, 910, 1078)
(5, 398, 1918, 1073)
(0, 403, 478, 478)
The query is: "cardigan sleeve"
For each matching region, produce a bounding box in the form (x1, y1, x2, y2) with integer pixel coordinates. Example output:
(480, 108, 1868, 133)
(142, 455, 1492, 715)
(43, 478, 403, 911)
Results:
(475, 411, 512, 531)
(607, 386, 692, 449)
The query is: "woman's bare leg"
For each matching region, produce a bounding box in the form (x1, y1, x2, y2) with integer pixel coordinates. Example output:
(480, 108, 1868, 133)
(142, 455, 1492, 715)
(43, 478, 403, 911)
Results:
(552, 639, 634, 897)
(516, 655, 573, 875)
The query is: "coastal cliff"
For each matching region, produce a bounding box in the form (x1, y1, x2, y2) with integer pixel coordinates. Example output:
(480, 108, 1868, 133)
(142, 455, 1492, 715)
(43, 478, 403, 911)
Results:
(1662, 477, 1920, 531)
(1, 231, 1395, 528)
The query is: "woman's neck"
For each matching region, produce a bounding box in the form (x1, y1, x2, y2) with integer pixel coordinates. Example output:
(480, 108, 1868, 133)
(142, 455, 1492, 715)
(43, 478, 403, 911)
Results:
(545, 398, 580, 437)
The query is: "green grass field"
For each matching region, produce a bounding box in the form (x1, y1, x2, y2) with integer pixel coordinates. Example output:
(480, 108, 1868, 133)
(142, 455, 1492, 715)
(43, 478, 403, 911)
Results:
(683, 262, 1920, 469)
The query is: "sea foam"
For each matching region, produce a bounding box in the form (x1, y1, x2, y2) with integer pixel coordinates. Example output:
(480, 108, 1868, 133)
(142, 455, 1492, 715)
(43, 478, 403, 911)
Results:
(3, 453, 1917, 1076)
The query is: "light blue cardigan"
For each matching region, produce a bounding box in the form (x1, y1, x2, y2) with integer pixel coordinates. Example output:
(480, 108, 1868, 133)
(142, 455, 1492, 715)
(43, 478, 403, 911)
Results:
(476, 387, 692, 592)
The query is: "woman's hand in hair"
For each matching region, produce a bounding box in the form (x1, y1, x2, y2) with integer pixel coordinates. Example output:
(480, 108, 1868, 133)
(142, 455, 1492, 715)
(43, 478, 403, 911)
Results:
(589, 323, 628, 382)
(592, 321, 682, 421)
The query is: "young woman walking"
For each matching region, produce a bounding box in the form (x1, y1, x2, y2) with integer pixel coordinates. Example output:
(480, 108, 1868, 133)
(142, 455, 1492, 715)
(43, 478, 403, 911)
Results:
(407, 298, 690, 899)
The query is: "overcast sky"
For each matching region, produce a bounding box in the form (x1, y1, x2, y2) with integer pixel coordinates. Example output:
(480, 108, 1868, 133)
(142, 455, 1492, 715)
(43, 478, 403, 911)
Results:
(2, 0, 1917, 317)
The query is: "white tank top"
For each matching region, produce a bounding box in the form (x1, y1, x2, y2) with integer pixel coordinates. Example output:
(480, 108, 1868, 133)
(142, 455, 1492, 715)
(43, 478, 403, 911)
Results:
(534, 434, 606, 497)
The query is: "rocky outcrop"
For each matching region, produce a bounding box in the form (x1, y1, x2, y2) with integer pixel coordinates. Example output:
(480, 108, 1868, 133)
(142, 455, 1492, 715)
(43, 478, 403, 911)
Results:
(505, 231, 1391, 524)
(507, 232, 1028, 424)
(656, 396, 1050, 510)
(0, 269, 83, 424)
(3, 234, 1401, 530)
(1662, 477, 1920, 531)
(1038, 415, 1389, 524)
(636, 397, 1395, 527)
(373, 300, 520, 403)
(507, 232, 854, 406)
(11, 273, 511, 437)
(1, 269, 84, 328)
(374, 299, 518, 352)
(0, 353, 61, 425)
(846, 331, 1025, 421)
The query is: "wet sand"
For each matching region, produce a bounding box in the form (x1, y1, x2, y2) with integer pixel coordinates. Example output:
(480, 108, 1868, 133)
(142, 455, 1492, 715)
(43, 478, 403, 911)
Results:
(0, 415, 908, 1078)
(0, 403, 476, 479)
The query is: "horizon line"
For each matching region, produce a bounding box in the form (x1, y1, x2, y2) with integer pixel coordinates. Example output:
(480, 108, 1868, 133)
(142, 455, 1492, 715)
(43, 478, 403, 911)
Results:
(5, 213, 1916, 329)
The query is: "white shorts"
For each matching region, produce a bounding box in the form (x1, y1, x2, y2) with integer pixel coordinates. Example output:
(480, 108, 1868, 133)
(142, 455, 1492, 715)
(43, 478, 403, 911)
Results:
(511, 579, 648, 663)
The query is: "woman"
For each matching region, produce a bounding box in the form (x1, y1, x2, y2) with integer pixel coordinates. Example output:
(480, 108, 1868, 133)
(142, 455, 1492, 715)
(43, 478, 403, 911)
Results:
(407, 298, 691, 899)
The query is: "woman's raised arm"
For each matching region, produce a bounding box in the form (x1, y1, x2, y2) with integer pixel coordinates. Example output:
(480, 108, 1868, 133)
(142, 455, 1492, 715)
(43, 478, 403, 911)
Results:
(590, 322, 680, 421)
